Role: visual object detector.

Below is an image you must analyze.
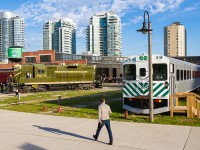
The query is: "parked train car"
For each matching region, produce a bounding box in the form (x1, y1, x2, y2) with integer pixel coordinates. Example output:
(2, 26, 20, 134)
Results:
(0, 69, 13, 84)
(13, 63, 97, 92)
(0, 69, 14, 93)
(122, 54, 200, 114)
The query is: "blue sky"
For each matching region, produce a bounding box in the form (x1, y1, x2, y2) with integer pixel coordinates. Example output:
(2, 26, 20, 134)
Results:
(1, 0, 200, 56)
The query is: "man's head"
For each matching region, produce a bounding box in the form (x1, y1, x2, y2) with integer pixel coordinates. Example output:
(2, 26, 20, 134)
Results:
(101, 97, 106, 103)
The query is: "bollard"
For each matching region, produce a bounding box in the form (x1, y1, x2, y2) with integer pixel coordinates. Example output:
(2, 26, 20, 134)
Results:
(57, 107, 62, 113)
(124, 110, 128, 119)
(42, 106, 47, 111)
(58, 96, 61, 104)
(18, 92, 21, 101)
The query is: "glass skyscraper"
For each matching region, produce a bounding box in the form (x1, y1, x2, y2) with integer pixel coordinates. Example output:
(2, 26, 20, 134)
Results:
(43, 19, 76, 54)
(0, 11, 24, 63)
(86, 10, 121, 56)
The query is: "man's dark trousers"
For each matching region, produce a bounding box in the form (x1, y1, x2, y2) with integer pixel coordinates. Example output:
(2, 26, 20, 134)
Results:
(95, 119, 113, 142)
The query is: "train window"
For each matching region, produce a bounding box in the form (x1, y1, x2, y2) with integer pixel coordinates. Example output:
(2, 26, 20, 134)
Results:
(193, 71, 195, 78)
(38, 69, 44, 74)
(169, 64, 174, 73)
(176, 70, 180, 81)
(123, 64, 136, 80)
(184, 70, 186, 80)
(187, 70, 189, 79)
(153, 64, 167, 81)
(140, 68, 146, 77)
(181, 70, 183, 80)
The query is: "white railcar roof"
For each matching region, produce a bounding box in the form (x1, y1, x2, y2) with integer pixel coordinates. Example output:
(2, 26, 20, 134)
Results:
(123, 54, 200, 69)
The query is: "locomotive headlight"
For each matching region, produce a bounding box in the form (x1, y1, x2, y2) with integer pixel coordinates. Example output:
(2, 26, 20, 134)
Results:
(164, 81, 169, 89)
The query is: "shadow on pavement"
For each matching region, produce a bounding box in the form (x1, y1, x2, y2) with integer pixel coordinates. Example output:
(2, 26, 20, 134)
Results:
(20, 143, 46, 150)
(33, 125, 93, 141)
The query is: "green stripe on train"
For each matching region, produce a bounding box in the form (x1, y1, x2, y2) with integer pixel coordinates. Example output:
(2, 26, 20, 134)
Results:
(124, 86, 135, 96)
(123, 82, 169, 98)
(134, 83, 144, 94)
(161, 89, 169, 97)
(154, 86, 167, 97)
(153, 83, 163, 93)
(127, 83, 140, 95)
(123, 89, 129, 96)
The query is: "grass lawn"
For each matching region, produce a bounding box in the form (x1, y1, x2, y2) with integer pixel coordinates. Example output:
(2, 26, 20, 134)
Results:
(0, 89, 200, 127)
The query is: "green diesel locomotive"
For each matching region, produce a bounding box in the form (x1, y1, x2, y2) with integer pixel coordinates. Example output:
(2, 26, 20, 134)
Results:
(13, 63, 97, 92)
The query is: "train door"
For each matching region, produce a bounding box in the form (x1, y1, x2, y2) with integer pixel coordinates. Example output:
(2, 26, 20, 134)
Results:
(169, 63, 175, 106)
(136, 61, 149, 85)
(169, 76, 175, 106)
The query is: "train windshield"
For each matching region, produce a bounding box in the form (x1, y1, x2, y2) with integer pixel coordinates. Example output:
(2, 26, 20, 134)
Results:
(153, 64, 167, 81)
(123, 64, 136, 80)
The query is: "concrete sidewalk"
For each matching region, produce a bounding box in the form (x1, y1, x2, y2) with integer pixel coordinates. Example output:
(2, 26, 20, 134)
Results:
(0, 109, 199, 150)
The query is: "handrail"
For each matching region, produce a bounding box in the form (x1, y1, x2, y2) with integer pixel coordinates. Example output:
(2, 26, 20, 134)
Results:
(172, 92, 200, 100)
(170, 92, 200, 118)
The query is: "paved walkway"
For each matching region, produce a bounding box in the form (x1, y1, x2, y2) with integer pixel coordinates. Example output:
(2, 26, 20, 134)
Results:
(0, 109, 200, 150)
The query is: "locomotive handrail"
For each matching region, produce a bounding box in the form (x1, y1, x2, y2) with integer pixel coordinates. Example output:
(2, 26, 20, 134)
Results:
(14, 71, 21, 77)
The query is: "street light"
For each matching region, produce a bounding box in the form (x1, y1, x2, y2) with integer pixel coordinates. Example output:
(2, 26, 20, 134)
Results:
(137, 10, 154, 122)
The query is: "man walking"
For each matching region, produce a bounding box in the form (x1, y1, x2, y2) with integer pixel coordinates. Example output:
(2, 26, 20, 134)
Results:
(93, 97, 113, 145)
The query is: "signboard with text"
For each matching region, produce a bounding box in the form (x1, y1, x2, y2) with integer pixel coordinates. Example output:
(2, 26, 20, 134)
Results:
(8, 47, 23, 58)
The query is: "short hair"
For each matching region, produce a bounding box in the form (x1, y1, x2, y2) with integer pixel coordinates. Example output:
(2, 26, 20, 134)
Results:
(101, 97, 106, 102)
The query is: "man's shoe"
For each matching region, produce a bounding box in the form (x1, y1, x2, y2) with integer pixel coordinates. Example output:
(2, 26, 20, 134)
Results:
(109, 142, 113, 145)
(93, 135, 97, 141)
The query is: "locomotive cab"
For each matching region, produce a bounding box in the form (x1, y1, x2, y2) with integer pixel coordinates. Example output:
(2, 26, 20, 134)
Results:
(33, 64, 47, 79)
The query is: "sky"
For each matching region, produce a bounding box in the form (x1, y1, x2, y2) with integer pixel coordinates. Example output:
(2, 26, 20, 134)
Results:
(0, 0, 200, 57)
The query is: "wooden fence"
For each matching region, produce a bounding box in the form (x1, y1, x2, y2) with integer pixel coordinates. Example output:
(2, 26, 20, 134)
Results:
(170, 92, 200, 118)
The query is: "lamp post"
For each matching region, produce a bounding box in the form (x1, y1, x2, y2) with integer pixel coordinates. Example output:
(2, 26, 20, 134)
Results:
(137, 10, 154, 122)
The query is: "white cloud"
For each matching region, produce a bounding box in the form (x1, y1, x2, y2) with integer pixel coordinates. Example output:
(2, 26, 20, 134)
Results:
(184, 7, 196, 12)
(111, 0, 185, 15)
(12, 0, 185, 31)
(149, 1, 166, 14)
(131, 16, 143, 24)
(184, 2, 200, 12)
(110, 0, 184, 26)
(13, 0, 113, 36)
(121, 22, 129, 27)
(8, 0, 185, 51)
